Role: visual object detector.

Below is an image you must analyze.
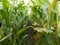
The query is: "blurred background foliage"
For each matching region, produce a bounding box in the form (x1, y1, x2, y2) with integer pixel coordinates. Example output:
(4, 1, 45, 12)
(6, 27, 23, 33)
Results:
(0, 0, 60, 45)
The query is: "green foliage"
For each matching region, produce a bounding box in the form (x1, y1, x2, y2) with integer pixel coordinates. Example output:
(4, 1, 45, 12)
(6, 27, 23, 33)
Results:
(2, 0, 9, 9)
(0, 10, 11, 27)
(0, 0, 60, 45)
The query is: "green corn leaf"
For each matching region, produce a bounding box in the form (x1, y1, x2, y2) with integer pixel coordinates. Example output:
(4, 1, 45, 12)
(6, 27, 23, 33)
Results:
(17, 1, 24, 9)
(19, 35, 28, 45)
(14, 26, 29, 40)
(0, 10, 10, 27)
(43, 32, 56, 45)
(2, 0, 9, 9)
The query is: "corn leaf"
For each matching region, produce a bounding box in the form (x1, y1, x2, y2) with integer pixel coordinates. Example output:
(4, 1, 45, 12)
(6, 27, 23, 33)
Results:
(0, 10, 11, 27)
(2, 0, 9, 9)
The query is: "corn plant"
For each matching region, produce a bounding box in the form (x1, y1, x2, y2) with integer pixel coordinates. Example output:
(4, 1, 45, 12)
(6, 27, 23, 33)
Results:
(0, 0, 60, 45)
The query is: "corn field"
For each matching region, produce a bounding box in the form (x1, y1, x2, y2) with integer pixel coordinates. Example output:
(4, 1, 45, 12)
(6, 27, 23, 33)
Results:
(0, 0, 60, 45)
